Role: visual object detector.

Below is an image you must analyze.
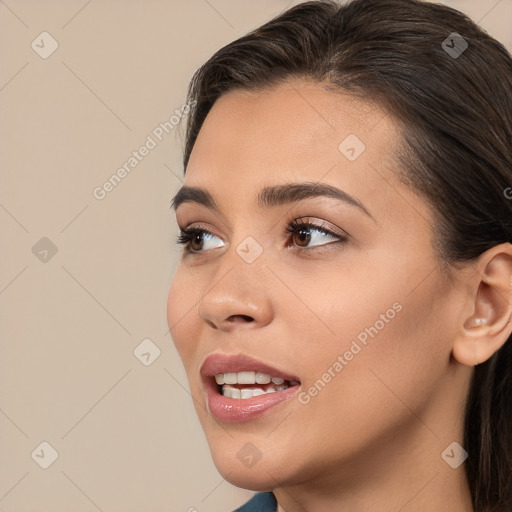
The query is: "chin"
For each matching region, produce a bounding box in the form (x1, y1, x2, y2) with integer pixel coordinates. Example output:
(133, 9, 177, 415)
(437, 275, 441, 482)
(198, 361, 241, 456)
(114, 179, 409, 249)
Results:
(211, 452, 282, 492)
(205, 430, 309, 492)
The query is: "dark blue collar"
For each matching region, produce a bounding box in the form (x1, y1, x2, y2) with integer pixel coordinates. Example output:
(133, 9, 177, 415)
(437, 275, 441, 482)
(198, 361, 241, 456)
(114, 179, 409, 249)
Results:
(233, 492, 277, 512)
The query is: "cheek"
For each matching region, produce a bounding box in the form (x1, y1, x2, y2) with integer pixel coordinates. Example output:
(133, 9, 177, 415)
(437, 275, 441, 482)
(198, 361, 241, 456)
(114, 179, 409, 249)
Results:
(288, 261, 451, 441)
(167, 267, 202, 366)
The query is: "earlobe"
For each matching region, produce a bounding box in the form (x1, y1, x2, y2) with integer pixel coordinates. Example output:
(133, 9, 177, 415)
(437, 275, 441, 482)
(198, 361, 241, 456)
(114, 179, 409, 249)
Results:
(452, 244, 512, 367)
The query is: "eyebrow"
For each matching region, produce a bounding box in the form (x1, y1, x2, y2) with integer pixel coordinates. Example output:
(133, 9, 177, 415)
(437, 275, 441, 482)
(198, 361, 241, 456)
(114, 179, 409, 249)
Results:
(171, 182, 373, 219)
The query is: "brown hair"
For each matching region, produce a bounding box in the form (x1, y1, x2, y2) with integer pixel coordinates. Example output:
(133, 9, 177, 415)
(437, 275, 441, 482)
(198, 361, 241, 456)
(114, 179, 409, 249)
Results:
(181, 1, 512, 510)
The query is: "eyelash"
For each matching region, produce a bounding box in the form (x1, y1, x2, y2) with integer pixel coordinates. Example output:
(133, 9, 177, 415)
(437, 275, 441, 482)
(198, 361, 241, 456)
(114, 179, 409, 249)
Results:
(175, 219, 347, 255)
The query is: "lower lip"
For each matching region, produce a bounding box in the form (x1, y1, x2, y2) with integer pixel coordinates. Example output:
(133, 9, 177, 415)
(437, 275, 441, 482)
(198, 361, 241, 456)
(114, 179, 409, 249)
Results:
(206, 380, 300, 423)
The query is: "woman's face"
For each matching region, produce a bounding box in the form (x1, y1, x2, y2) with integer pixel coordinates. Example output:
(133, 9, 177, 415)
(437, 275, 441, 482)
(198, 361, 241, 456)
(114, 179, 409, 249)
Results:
(167, 80, 470, 490)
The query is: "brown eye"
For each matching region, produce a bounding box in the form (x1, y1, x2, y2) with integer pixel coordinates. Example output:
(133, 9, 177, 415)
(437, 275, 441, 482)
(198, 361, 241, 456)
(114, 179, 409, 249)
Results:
(293, 228, 312, 247)
(176, 227, 224, 254)
(189, 233, 204, 252)
(286, 219, 345, 249)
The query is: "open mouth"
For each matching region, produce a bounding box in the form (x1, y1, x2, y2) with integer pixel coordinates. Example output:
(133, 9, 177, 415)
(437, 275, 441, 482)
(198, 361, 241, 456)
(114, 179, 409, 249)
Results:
(214, 371, 301, 399)
(201, 353, 301, 422)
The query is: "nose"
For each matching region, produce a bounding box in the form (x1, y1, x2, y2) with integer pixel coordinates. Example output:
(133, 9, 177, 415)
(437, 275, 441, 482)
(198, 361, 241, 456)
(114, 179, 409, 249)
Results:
(197, 264, 274, 332)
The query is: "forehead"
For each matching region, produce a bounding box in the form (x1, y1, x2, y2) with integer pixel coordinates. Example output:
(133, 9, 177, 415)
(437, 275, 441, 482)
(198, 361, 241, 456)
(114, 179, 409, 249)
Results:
(186, 79, 399, 185)
(184, 80, 403, 211)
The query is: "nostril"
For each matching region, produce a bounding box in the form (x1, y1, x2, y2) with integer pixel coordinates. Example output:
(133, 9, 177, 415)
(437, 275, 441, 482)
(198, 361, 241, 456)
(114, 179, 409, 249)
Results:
(205, 319, 217, 329)
(228, 314, 254, 323)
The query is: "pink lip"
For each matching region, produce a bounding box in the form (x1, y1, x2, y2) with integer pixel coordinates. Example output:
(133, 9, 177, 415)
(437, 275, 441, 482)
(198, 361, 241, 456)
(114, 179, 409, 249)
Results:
(200, 353, 301, 423)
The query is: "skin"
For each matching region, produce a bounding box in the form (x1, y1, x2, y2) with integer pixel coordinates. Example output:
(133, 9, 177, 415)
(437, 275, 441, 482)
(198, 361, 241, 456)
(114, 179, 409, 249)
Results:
(167, 79, 512, 512)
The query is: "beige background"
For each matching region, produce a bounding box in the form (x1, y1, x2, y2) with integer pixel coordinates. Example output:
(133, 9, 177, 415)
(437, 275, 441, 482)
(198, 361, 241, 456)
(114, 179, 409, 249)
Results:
(0, 1, 510, 511)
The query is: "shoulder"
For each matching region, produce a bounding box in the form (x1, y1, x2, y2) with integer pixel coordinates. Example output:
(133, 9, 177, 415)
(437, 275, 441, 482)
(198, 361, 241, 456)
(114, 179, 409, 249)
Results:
(232, 492, 277, 512)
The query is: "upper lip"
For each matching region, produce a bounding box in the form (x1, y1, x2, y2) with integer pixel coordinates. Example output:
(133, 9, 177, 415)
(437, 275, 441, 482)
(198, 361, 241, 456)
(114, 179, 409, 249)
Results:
(200, 352, 301, 382)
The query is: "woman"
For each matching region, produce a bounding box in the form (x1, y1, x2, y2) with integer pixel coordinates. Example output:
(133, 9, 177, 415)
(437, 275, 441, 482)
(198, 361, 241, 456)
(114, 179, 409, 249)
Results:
(167, 0, 512, 510)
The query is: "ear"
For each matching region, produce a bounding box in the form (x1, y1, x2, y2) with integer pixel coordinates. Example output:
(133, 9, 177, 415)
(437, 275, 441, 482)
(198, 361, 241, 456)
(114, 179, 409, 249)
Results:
(452, 243, 512, 367)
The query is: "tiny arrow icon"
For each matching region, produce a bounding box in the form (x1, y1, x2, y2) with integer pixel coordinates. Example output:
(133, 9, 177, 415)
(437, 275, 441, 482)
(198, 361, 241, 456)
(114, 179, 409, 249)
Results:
(236, 237, 263, 263)
(32, 237, 58, 262)
(237, 442, 262, 467)
(31, 441, 59, 468)
(441, 33, 467, 59)
(339, 134, 365, 161)
(31, 32, 58, 59)
(441, 441, 468, 469)
(134, 339, 160, 366)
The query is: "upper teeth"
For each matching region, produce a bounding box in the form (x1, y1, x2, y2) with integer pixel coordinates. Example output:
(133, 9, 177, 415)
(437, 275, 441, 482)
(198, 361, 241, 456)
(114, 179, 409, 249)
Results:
(215, 372, 286, 385)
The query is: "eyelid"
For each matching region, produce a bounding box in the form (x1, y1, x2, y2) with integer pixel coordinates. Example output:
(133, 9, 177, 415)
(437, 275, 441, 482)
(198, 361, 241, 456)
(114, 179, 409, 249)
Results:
(179, 218, 347, 239)
(288, 217, 349, 239)
(178, 222, 219, 236)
